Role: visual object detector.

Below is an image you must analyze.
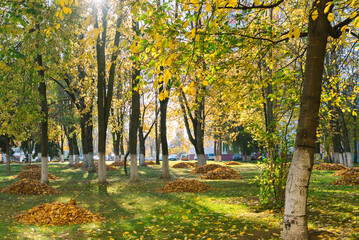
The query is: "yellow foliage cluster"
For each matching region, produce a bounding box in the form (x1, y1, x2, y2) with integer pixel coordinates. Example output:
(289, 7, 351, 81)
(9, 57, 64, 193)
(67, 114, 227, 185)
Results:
(190, 164, 223, 174)
(224, 161, 242, 166)
(0, 179, 61, 195)
(200, 167, 244, 180)
(157, 179, 213, 193)
(15, 200, 103, 226)
(172, 162, 196, 168)
(22, 165, 41, 170)
(145, 161, 156, 165)
(14, 168, 59, 180)
(313, 163, 346, 171)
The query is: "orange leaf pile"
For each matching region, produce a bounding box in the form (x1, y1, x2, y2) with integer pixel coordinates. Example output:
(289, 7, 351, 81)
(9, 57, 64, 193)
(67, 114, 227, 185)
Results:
(0, 179, 61, 195)
(331, 167, 359, 186)
(200, 167, 244, 180)
(73, 162, 83, 169)
(145, 161, 156, 165)
(14, 168, 59, 180)
(110, 161, 125, 167)
(172, 162, 195, 168)
(190, 164, 223, 173)
(157, 179, 213, 193)
(332, 167, 359, 176)
(224, 161, 241, 165)
(15, 200, 103, 225)
(22, 165, 41, 170)
(313, 163, 346, 171)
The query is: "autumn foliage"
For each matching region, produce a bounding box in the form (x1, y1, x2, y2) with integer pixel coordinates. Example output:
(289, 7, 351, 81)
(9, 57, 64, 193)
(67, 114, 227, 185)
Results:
(14, 168, 59, 180)
(157, 179, 213, 193)
(331, 167, 359, 186)
(145, 161, 156, 165)
(21, 165, 41, 170)
(200, 167, 244, 180)
(73, 162, 119, 171)
(110, 161, 125, 167)
(0, 179, 61, 195)
(224, 161, 242, 166)
(313, 163, 346, 171)
(190, 164, 223, 173)
(15, 200, 103, 225)
(172, 162, 195, 168)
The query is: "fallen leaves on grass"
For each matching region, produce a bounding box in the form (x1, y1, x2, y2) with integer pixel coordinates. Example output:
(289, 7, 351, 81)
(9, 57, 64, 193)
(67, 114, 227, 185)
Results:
(332, 167, 359, 176)
(110, 161, 125, 167)
(200, 167, 244, 180)
(73, 162, 119, 171)
(172, 162, 195, 168)
(157, 179, 213, 193)
(190, 164, 223, 174)
(224, 161, 241, 166)
(22, 165, 41, 170)
(331, 167, 359, 186)
(14, 168, 59, 180)
(145, 161, 156, 165)
(15, 200, 104, 225)
(0, 179, 61, 195)
(313, 163, 346, 171)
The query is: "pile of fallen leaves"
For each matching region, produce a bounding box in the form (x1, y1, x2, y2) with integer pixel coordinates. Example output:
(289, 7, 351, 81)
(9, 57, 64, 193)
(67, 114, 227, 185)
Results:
(15, 199, 103, 225)
(172, 162, 195, 168)
(73, 162, 83, 169)
(145, 161, 156, 165)
(313, 163, 346, 171)
(200, 167, 244, 180)
(0, 179, 61, 195)
(14, 168, 59, 180)
(157, 179, 213, 193)
(110, 161, 125, 167)
(331, 167, 359, 186)
(190, 164, 223, 174)
(332, 167, 359, 176)
(22, 165, 41, 170)
(224, 161, 241, 165)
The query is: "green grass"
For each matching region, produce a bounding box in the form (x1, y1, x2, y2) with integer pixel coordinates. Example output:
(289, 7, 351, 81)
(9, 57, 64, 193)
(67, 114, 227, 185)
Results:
(0, 162, 358, 239)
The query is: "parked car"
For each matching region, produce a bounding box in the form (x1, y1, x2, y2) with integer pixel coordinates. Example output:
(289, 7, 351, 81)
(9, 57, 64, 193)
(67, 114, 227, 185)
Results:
(208, 153, 215, 161)
(180, 154, 189, 161)
(233, 154, 243, 161)
(194, 155, 197, 160)
(168, 154, 178, 161)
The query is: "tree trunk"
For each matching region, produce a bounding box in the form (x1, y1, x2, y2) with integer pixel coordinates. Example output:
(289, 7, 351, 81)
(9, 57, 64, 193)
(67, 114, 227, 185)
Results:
(139, 125, 147, 166)
(129, 62, 141, 182)
(338, 108, 353, 167)
(5, 134, 10, 171)
(353, 115, 358, 163)
(37, 53, 49, 185)
(60, 134, 64, 163)
(73, 132, 80, 164)
(155, 89, 160, 165)
(331, 117, 342, 164)
(159, 90, 170, 179)
(283, 1, 329, 238)
(113, 132, 120, 163)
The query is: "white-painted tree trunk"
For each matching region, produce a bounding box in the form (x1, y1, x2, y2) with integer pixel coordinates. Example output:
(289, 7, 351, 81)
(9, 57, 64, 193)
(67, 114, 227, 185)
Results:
(197, 154, 206, 166)
(41, 156, 49, 184)
(139, 154, 146, 166)
(74, 154, 80, 165)
(114, 154, 120, 163)
(88, 152, 96, 172)
(216, 155, 222, 162)
(98, 152, 107, 183)
(283, 148, 312, 239)
(333, 152, 340, 164)
(60, 154, 64, 163)
(38, 153, 41, 163)
(130, 154, 139, 182)
(69, 155, 74, 166)
(345, 152, 353, 168)
(160, 155, 170, 179)
(339, 153, 345, 166)
(120, 154, 124, 162)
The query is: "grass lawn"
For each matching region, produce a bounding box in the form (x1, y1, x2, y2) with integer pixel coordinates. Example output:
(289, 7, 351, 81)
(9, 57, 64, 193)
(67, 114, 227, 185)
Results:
(0, 161, 358, 240)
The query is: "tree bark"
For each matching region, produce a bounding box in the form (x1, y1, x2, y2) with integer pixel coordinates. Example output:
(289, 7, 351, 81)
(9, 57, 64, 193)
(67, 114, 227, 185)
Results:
(338, 108, 353, 167)
(5, 134, 10, 171)
(354, 115, 358, 163)
(159, 83, 170, 179)
(283, 1, 330, 238)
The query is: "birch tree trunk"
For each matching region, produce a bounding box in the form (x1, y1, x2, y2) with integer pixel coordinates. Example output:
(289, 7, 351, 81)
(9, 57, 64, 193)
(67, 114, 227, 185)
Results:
(283, 0, 329, 238)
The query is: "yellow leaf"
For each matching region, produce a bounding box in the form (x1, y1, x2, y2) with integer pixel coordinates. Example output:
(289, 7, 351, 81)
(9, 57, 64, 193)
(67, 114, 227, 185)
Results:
(75, 0, 79, 7)
(354, 17, 359, 28)
(324, 2, 332, 14)
(55, 23, 60, 29)
(254, 0, 260, 5)
(293, 26, 300, 38)
(327, 13, 334, 22)
(203, 80, 209, 86)
(350, 12, 357, 19)
(93, 28, 100, 39)
(205, 3, 211, 12)
(149, 10, 153, 17)
(312, 9, 318, 21)
(164, 70, 171, 83)
(228, 0, 237, 7)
